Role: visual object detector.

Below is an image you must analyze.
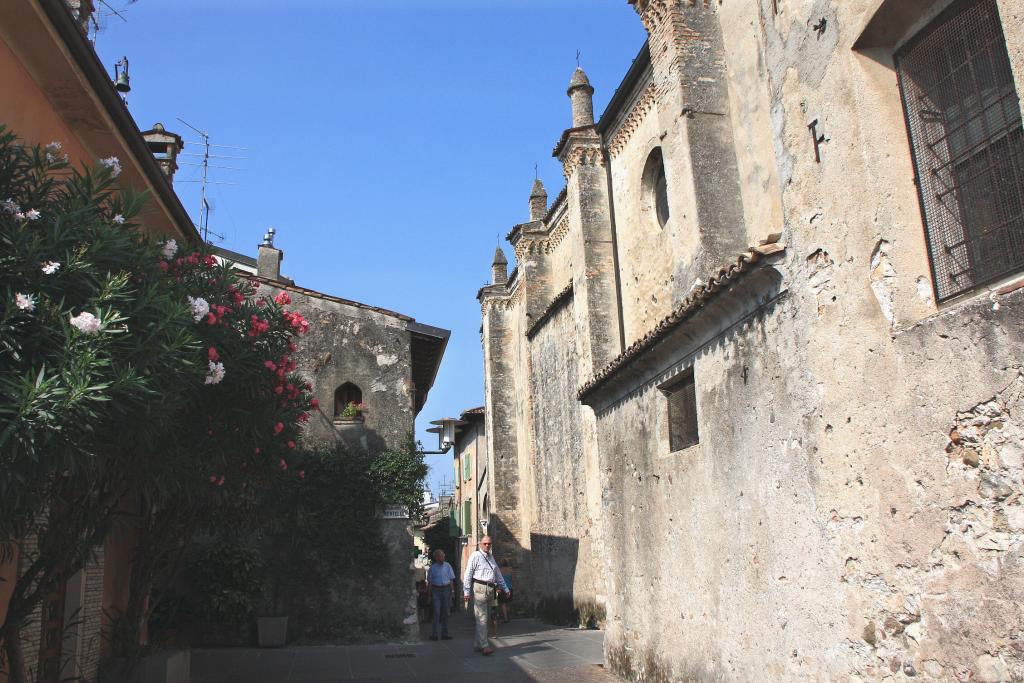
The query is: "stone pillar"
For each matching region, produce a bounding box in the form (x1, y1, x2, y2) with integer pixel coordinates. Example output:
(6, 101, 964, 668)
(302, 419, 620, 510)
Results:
(477, 283, 525, 578)
(568, 68, 596, 128)
(555, 112, 622, 373)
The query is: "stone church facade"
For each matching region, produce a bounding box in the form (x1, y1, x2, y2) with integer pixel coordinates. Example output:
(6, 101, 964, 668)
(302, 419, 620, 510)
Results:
(480, 1, 1024, 681)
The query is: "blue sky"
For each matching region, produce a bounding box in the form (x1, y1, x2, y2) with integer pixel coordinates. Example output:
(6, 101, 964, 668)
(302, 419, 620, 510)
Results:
(94, 1, 647, 495)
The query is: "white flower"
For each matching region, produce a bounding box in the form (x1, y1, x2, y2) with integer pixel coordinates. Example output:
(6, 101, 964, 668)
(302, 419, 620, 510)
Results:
(69, 311, 102, 334)
(2, 199, 20, 215)
(45, 141, 67, 164)
(41, 261, 61, 275)
(162, 239, 178, 259)
(100, 156, 122, 178)
(112, 214, 125, 225)
(15, 293, 35, 312)
(187, 295, 210, 322)
(205, 361, 225, 385)
(24, 209, 40, 221)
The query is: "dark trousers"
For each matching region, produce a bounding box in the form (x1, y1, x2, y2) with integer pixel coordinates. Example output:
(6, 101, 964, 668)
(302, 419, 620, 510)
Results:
(431, 585, 451, 637)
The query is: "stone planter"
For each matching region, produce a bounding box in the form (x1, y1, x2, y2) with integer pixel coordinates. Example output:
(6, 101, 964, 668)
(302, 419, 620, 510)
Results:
(99, 649, 190, 683)
(257, 616, 288, 647)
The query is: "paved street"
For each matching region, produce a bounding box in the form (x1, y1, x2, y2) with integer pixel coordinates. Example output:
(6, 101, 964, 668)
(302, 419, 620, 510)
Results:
(191, 611, 621, 683)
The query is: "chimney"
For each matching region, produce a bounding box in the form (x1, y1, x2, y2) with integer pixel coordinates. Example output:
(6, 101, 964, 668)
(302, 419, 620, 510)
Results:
(257, 228, 283, 281)
(141, 123, 184, 181)
(65, 0, 95, 35)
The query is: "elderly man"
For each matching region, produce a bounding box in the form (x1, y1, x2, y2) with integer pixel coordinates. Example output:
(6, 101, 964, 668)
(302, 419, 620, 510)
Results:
(426, 549, 456, 641)
(462, 536, 508, 655)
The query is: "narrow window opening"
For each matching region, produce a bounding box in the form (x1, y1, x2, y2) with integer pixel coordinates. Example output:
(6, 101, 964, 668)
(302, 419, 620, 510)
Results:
(662, 369, 699, 452)
(642, 147, 671, 230)
(333, 382, 363, 417)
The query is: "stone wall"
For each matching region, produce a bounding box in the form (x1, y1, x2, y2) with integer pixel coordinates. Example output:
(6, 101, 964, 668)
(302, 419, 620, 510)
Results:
(481, 0, 1024, 679)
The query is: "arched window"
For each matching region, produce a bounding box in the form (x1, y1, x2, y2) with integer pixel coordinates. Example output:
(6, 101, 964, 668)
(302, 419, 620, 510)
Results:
(642, 147, 670, 229)
(333, 382, 363, 416)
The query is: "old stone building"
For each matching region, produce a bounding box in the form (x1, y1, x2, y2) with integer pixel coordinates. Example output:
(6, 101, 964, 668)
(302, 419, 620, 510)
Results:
(480, 0, 1024, 680)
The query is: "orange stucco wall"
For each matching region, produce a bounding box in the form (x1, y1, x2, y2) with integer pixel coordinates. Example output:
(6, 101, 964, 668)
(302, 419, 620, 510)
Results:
(0, 37, 92, 167)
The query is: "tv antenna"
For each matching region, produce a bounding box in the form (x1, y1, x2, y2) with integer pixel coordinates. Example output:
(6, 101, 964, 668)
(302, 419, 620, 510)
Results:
(176, 118, 248, 243)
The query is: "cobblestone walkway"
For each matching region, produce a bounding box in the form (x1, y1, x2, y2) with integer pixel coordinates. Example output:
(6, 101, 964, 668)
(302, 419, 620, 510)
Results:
(191, 611, 623, 682)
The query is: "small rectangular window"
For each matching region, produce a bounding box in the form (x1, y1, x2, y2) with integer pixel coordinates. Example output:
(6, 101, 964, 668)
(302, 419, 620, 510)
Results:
(663, 368, 699, 452)
(897, 0, 1024, 301)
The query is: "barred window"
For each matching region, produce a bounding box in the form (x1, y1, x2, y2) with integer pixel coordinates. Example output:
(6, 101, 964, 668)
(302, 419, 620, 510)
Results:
(896, 0, 1023, 302)
(662, 369, 698, 452)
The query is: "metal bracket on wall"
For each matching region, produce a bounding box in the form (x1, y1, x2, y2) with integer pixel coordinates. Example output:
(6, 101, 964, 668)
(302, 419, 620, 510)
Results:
(808, 119, 828, 163)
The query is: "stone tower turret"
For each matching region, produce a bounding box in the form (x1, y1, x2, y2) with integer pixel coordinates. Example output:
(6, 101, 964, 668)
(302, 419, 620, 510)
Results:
(567, 67, 595, 127)
(491, 246, 508, 285)
(529, 178, 548, 222)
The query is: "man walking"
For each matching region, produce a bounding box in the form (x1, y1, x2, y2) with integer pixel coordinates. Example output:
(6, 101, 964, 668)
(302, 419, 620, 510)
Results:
(427, 549, 455, 641)
(462, 536, 508, 655)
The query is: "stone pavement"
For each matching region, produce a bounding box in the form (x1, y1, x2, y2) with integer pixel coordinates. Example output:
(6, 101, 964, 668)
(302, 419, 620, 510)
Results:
(190, 610, 622, 682)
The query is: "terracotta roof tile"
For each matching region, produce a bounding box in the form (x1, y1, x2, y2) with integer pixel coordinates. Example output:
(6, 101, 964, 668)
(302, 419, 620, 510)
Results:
(577, 241, 785, 401)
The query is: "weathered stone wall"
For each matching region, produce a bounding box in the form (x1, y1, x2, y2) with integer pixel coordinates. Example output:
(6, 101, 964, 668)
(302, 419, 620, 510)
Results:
(254, 281, 415, 453)
(589, 0, 1024, 681)
(528, 302, 603, 625)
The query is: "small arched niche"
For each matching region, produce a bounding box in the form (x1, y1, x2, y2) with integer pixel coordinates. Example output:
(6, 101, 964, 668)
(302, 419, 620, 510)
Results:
(333, 382, 363, 417)
(641, 147, 670, 230)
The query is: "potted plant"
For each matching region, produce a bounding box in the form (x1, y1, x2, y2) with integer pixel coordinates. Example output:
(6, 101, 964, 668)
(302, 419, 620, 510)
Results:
(334, 401, 368, 424)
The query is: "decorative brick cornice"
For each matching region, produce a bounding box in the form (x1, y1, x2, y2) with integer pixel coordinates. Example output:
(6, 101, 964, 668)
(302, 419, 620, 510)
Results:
(630, 0, 719, 31)
(576, 238, 784, 400)
(542, 187, 567, 225)
(607, 83, 657, 158)
(562, 146, 605, 180)
(480, 277, 526, 315)
(544, 213, 572, 254)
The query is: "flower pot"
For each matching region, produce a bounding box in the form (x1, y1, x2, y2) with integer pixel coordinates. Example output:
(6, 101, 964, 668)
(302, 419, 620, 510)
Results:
(99, 649, 190, 683)
(257, 616, 288, 647)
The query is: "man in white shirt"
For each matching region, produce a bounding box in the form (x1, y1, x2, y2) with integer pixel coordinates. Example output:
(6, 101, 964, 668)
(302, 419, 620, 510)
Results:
(462, 536, 508, 655)
(426, 549, 456, 641)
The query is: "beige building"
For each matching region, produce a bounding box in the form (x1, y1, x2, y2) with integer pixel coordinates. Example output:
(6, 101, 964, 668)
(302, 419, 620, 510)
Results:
(480, 0, 1024, 680)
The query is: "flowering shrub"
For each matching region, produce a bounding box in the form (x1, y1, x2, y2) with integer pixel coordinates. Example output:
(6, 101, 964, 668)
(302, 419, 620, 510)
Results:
(0, 125, 314, 674)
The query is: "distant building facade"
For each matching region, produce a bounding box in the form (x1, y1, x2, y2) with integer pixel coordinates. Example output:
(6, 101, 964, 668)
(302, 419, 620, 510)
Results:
(480, 0, 1024, 680)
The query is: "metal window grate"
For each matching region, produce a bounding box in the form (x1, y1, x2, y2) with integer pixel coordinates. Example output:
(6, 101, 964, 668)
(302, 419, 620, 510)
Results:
(896, 0, 1024, 302)
(664, 369, 699, 452)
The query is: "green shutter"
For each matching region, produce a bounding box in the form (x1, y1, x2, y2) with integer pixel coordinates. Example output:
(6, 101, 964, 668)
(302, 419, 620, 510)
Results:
(464, 499, 472, 536)
(463, 452, 471, 481)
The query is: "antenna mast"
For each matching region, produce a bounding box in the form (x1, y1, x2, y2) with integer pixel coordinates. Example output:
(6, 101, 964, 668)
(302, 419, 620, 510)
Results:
(177, 118, 212, 241)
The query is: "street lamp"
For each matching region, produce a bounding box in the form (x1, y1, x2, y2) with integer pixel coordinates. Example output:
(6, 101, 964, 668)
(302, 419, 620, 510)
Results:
(422, 417, 466, 454)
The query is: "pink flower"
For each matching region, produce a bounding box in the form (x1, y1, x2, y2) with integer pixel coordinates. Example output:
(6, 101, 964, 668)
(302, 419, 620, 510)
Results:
(273, 422, 284, 435)
(208, 347, 220, 361)
(254, 447, 261, 454)
(256, 300, 266, 308)
(298, 470, 306, 480)
(217, 475, 225, 486)
(274, 291, 291, 305)
(287, 440, 296, 449)
(264, 360, 277, 372)
(310, 398, 320, 410)
(274, 386, 284, 395)
(279, 459, 288, 471)
(209, 475, 217, 483)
